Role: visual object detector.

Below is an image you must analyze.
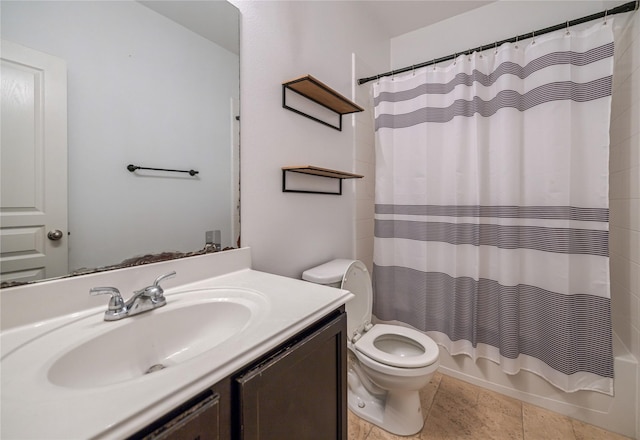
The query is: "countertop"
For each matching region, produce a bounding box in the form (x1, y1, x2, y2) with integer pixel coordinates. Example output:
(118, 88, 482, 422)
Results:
(1, 251, 353, 439)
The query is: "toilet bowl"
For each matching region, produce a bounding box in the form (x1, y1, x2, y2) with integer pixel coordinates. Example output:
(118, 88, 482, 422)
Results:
(302, 259, 439, 436)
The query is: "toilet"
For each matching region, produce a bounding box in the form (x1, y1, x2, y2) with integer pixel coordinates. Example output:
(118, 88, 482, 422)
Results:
(302, 259, 439, 436)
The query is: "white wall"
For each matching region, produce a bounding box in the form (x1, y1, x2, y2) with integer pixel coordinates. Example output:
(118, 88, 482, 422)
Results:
(1, 1, 238, 271)
(231, 0, 389, 279)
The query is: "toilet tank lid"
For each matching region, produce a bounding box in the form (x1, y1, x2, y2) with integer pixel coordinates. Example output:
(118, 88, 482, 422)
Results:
(302, 259, 356, 284)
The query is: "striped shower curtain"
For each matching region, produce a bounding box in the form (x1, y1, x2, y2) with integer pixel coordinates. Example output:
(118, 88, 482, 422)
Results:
(372, 22, 614, 394)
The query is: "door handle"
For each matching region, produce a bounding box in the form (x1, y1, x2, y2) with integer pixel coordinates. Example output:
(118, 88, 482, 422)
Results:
(47, 229, 64, 241)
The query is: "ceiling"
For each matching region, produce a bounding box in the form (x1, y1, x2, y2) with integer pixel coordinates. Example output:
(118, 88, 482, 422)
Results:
(360, 0, 496, 38)
(138, 1, 495, 54)
(139, 0, 239, 54)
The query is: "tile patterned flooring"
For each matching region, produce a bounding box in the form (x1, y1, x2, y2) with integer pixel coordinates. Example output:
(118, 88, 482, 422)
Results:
(348, 373, 632, 440)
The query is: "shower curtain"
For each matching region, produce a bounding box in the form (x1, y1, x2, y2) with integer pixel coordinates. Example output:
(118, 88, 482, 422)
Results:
(372, 22, 614, 394)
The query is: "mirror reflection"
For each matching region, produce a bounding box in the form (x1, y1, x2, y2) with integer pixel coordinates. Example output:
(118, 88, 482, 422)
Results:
(0, 0, 240, 285)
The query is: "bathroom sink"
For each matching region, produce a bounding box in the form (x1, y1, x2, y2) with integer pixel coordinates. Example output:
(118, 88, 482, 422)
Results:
(0, 257, 356, 440)
(8, 288, 269, 389)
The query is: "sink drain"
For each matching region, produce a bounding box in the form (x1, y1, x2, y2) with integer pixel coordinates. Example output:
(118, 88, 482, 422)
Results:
(145, 364, 167, 374)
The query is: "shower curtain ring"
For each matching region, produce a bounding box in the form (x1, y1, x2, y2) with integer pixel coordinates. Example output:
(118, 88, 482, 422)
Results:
(454, 53, 457, 65)
(565, 21, 570, 35)
(432, 59, 436, 71)
(494, 41, 498, 55)
(531, 30, 536, 45)
(515, 35, 519, 49)
(603, 10, 608, 25)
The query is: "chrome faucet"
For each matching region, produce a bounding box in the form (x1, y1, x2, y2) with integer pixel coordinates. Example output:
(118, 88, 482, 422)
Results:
(90, 271, 176, 321)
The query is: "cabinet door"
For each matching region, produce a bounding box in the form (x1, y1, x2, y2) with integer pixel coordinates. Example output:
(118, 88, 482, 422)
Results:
(141, 391, 220, 440)
(236, 312, 347, 440)
(128, 376, 232, 440)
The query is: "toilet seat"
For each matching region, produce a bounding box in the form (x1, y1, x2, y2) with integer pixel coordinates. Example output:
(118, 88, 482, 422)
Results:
(303, 259, 439, 370)
(354, 324, 439, 368)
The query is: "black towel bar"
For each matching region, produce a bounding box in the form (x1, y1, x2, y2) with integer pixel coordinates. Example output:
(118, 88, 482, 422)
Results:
(127, 164, 199, 176)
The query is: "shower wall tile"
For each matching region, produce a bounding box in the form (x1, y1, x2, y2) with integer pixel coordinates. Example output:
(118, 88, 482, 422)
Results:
(616, 133, 639, 172)
(353, 55, 377, 273)
(609, 133, 640, 174)
(631, 292, 639, 330)
(613, 49, 638, 100)
(355, 234, 374, 274)
(610, 101, 639, 146)
(616, 24, 640, 83)
(630, 230, 640, 265)
(610, 254, 639, 295)
(355, 160, 375, 201)
(613, 13, 638, 67)
(609, 9, 640, 369)
(355, 130, 373, 159)
(611, 227, 640, 266)
(609, 10, 640, 372)
(611, 134, 640, 175)
(612, 279, 633, 340)
(632, 199, 640, 232)
(631, 167, 640, 199)
(611, 166, 640, 201)
(355, 195, 375, 222)
(611, 65, 638, 121)
(355, 127, 375, 164)
(356, 219, 374, 240)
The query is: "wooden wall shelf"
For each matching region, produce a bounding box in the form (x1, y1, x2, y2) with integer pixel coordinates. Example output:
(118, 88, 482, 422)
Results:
(282, 75, 364, 131)
(282, 166, 363, 195)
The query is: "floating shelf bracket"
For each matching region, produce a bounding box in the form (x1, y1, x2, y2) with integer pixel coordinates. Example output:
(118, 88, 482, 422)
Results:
(282, 166, 363, 195)
(282, 75, 364, 131)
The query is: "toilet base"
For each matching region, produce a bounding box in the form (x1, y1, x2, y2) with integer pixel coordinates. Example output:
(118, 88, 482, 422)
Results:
(347, 368, 424, 436)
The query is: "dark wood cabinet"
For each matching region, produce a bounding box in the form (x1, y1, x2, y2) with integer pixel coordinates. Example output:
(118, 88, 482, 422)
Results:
(235, 310, 347, 440)
(129, 308, 347, 440)
(129, 377, 232, 440)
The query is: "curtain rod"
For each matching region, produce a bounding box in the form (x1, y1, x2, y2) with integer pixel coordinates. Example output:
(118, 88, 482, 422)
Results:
(357, 0, 639, 85)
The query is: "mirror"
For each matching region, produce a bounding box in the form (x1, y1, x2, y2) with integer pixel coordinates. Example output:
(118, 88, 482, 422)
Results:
(0, 1, 240, 286)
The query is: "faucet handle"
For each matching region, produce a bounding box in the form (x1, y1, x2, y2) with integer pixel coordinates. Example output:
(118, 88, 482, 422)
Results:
(90, 287, 125, 312)
(133, 271, 176, 300)
(153, 271, 176, 288)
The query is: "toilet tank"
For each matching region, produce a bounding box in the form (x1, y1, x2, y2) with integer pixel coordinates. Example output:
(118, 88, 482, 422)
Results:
(302, 259, 355, 287)
(303, 259, 372, 339)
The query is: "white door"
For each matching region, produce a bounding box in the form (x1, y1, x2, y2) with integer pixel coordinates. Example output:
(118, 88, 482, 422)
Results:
(1, 40, 68, 284)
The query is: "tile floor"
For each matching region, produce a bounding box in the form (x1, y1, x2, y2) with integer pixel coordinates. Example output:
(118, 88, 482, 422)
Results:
(348, 372, 632, 440)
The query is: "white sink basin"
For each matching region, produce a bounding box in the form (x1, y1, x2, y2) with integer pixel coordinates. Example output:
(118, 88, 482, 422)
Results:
(49, 299, 255, 388)
(3, 288, 269, 390)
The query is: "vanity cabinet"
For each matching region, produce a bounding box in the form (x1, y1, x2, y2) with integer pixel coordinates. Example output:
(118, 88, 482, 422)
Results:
(236, 309, 347, 439)
(128, 308, 347, 440)
(129, 377, 232, 440)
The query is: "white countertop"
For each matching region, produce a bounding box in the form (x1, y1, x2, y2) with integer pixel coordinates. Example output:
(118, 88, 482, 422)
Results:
(0, 249, 353, 439)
